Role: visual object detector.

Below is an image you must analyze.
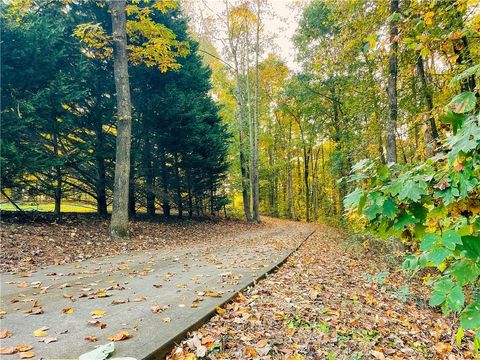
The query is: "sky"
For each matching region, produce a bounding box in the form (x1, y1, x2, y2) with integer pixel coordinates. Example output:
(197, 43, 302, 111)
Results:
(183, 0, 302, 70)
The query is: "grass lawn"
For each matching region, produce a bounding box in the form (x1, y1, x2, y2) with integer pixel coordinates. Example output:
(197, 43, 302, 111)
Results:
(0, 201, 98, 213)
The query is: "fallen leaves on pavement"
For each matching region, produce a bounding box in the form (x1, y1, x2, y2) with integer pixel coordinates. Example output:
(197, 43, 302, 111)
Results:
(106, 331, 131, 341)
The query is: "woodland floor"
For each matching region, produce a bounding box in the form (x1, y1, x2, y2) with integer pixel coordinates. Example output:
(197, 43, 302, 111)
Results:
(0, 215, 476, 359)
(169, 226, 477, 360)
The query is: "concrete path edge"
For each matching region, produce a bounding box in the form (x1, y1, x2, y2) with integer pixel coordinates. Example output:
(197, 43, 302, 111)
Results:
(145, 228, 317, 360)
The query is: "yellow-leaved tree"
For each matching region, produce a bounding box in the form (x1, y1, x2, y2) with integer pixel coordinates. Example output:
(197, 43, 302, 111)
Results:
(72, 0, 189, 238)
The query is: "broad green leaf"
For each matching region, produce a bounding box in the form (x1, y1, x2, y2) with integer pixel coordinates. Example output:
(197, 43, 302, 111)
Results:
(442, 230, 462, 250)
(382, 197, 398, 219)
(450, 260, 480, 285)
(398, 179, 427, 202)
(427, 248, 451, 266)
(448, 92, 476, 114)
(364, 203, 381, 220)
(402, 255, 418, 270)
(461, 302, 480, 330)
(344, 188, 364, 210)
(420, 233, 439, 251)
(447, 285, 464, 312)
(458, 235, 480, 259)
(393, 213, 418, 230)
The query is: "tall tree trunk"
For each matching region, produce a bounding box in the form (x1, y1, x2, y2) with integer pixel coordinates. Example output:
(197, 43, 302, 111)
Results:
(52, 130, 62, 218)
(226, 0, 251, 221)
(173, 153, 183, 218)
(362, 51, 386, 163)
(303, 145, 311, 222)
(94, 121, 108, 217)
(386, 0, 399, 163)
(416, 53, 439, 156)
(251, 0, 261, 223)
(143, 136, 155, 216)
(159, 151, 170, 216)
(128, 159, 136, 217)
(286, 120, 294, 219)
(109, 0, 132, 238)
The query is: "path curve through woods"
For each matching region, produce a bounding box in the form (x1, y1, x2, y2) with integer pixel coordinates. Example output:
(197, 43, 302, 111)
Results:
(0, 219, 314, 359)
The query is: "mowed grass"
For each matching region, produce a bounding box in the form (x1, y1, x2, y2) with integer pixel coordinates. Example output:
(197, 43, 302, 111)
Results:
(0, 201, 98, 213)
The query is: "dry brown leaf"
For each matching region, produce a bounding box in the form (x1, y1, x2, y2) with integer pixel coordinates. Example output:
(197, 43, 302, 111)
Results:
(85, 335, 98, 342)
(16, 345, 32, 352)
(256, 339, 268, 348)
(244, 347, 257, 357)
(111, 299, 129, 305)
(107, 331, 131, 341)
(19, 351, 35, 359)
(0, 347, 17, 355)
(0, 329, 12, 338)
(151, 304, 170, 313)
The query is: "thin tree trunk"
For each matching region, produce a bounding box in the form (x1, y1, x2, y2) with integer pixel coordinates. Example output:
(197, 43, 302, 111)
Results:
(109, 0, 132, 238)
(52, 129, 62, 218)
(173, 153, 183, 218)
(303, 145, 311, 222)
(416, 53, 439, 154)
(286, 119, 294, 219)
(159, 151, 170, 216)
(128, 158, 136, 217)
(251, 0, 261, 223)
(143, 137, 155, 216)
(226, 0, 251, 221)
(94, 121, 108, 216)
(386, 0, 399, 163)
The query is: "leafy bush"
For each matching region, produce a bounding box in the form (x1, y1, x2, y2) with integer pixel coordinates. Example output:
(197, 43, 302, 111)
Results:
(344, 89, 479, 347)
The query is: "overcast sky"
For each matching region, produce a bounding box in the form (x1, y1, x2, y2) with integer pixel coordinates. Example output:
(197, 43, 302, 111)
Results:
(183, 0, 302, 70)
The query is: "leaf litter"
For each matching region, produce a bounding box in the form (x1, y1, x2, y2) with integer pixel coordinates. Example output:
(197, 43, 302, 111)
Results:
(169, 225, 475, 359)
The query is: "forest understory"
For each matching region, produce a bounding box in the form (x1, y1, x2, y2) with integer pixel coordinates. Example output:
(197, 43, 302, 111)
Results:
(170, 226, 476, 360)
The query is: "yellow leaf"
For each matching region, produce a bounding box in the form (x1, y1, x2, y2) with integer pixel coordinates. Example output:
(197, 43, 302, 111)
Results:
(215, 306, 226, 316)
(16, 345, 32, 352)
(19, 351, 35, 359)
(62, 307, 74, 314)
(424, 11, 434, 25)
(33, 329, 48, 337)
(91, 310, 106, 316)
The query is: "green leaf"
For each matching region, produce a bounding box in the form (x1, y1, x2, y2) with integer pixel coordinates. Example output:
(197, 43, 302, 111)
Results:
(364, 203, 381, 220)
(456, 326, 464, 346)
(450, 260, 480, 285)
(450, 65, 480, 86)
(393, 213, 418, 230)
(447, 285, 464, 312)
(461, 302, 480, 330)
(382, 197, 398, 219)
(458, 235, 480, 259)
(344, 188, 364, 211)
(398, 179, 427, 202)
(420, 233, 439, 251)
(448, 92, 477, 114)
(442, 230, 462, 250)
(402, 255, 418, 270)
(427, 248, 451, 266)
(430, 278, 461, 310)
